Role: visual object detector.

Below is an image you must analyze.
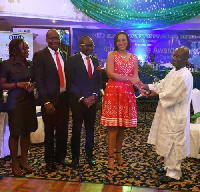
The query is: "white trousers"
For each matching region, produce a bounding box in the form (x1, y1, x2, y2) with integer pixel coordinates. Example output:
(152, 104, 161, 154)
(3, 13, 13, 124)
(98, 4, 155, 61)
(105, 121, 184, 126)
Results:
(164, 144, 182, 180)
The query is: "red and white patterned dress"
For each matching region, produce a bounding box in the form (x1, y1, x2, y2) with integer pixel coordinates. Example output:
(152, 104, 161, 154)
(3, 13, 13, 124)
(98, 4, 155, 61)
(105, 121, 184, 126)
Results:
(101, 52, 137, 128)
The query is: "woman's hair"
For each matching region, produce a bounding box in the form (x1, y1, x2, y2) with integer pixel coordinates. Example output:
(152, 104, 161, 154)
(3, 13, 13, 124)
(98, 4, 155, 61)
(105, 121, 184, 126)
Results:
(9, 38, 24, 57)
(114, 31, 130, 51)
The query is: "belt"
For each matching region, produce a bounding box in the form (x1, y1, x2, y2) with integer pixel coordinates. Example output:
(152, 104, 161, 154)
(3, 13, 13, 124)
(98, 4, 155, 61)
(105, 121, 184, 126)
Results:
(60, 91, 66, 96)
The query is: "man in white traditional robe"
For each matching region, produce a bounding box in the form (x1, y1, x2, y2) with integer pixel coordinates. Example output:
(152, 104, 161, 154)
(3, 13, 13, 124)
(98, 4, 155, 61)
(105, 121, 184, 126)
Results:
(140, 46, 193, 182)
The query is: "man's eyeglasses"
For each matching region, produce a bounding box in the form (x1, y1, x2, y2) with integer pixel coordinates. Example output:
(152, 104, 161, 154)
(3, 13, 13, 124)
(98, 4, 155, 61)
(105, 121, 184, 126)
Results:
(80, 44, 95, 48)
(47, 37, 60, 41)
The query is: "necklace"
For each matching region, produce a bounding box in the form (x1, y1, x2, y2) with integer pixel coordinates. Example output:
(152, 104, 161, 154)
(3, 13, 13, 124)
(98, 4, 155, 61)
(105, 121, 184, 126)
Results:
(120, 55, 127, 59)
(119, 52, 127, 59)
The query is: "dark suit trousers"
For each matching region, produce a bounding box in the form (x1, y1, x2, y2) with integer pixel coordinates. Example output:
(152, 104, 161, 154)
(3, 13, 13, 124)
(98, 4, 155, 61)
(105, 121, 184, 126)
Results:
(70, 99, 97, 160)
(41, 94, 69, 164)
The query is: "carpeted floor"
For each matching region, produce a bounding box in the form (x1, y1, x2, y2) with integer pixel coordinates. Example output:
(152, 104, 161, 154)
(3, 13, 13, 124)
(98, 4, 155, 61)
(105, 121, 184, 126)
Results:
(0, 101, 200, 191)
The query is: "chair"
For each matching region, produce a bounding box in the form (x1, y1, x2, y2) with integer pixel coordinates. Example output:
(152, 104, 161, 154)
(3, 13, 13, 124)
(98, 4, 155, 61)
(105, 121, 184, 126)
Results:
(189, 89, 200, 159)
(191, 88, 200, 114)
(189, 122, 200, 159)
(30, 106, 44, 144)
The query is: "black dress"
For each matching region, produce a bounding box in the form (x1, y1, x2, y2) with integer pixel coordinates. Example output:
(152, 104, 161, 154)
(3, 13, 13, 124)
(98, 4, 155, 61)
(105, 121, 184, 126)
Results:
(0, 58, 37, 137)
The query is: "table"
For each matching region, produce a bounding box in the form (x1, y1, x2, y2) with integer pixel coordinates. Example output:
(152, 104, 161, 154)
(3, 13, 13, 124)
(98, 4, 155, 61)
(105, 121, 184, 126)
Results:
(0, 106, 44, 158)
(189, 123, 200, 159)
(30, 106, 44, 144)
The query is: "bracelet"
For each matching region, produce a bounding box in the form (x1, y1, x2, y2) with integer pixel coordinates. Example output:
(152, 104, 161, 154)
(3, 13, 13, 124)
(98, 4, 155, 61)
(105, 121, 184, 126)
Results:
(15, 82, 18, 88)
(78, 97, 84, 102)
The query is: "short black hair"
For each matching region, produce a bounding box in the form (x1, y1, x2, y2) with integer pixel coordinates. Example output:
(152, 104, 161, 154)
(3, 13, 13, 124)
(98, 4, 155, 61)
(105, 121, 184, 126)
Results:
(79, 36, 92, 44)
(114, 31, 130, 51)
(46, 29, 58, 38)
(150, 53, 155, 57)
(9, 38, 24, 57)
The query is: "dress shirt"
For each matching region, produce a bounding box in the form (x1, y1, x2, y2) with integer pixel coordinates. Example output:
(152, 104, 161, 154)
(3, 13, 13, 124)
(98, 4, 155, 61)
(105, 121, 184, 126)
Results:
(48, 47, 66, 93)
(80, 52, 94, 74)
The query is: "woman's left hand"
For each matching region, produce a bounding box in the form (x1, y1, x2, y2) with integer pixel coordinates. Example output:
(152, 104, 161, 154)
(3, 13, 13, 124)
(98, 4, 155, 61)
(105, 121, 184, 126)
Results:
(26, 82, 35, 92)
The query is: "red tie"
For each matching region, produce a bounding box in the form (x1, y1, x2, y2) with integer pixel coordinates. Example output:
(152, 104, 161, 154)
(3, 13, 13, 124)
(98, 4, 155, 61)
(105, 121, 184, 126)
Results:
(55, 52, 64, 88)
(86, 56, 92, 79)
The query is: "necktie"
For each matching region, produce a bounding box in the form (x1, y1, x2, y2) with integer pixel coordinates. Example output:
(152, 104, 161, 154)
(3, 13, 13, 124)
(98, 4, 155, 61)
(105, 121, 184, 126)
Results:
(86, 56, 92, 79)
(55, 52, 64, 88)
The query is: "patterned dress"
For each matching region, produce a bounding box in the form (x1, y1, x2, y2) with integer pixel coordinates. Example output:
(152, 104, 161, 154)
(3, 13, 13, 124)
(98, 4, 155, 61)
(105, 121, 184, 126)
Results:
(101, 52, 137, 128)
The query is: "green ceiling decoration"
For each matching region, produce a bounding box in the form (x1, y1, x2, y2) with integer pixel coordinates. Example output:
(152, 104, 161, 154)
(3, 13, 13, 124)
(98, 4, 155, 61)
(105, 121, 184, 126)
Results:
(70, 0, 200, 29)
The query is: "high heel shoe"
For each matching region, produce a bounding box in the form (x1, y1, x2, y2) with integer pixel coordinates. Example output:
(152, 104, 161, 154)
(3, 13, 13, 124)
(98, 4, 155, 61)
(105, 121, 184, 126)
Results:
(114, 152, 127, 167)
(107, 156, 114, 174)
(20, 163, 36, 174)
(12, 171, 25, 177)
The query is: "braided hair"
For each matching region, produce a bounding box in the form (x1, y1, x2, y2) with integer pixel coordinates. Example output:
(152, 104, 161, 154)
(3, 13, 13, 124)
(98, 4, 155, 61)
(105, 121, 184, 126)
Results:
(9, 38, 24, 58)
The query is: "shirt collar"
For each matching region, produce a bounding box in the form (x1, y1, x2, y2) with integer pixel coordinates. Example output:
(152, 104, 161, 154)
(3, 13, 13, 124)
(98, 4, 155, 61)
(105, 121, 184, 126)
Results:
(48, 46, 60, 54)
(10, 57, 29, 66)
(80, 52, 91, 59)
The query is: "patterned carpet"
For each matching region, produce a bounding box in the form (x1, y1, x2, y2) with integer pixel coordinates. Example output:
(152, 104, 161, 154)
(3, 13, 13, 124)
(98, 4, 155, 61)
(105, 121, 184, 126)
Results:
(0, 99, 200, 191)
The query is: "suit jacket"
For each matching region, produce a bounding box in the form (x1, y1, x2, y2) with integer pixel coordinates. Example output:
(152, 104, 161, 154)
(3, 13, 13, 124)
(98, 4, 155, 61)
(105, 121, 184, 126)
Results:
(66, 53, 101, 101)
(33, 47, 68, 106)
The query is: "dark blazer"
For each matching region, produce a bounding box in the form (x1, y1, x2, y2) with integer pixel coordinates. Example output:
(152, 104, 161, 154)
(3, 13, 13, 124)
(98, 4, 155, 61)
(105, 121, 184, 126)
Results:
(66, 53, 101, 100)
(33, 47, 67, 106)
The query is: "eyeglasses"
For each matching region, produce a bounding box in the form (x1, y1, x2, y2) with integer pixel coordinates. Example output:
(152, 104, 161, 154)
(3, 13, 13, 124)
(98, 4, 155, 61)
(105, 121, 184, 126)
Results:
(80, 44, 95, 48)
(47, 37, 60, 41)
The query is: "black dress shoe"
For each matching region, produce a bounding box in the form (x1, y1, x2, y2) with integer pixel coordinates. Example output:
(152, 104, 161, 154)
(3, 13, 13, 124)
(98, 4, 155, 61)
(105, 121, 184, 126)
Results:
(46, 162, 56, 171)
(86, 157, 97, 166)
(71, 158, 79, 169)
(55, 159, 70, 166)
(159, 176, 177, 183)
(156, 167, 167, 174)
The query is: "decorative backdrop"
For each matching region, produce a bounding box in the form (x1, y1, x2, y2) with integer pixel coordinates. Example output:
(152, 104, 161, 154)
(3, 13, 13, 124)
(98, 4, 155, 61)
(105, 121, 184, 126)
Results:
(70, 0, 200, 29)
(72, 28, 200, 67)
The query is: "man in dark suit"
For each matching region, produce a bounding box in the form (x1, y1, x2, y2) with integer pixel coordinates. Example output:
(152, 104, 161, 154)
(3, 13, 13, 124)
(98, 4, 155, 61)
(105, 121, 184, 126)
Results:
(33, 29, 69, 171)
(66, 36, 101, 169)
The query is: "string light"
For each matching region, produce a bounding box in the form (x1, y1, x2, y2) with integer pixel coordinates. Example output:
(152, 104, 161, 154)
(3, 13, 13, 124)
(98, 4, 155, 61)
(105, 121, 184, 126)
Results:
(70, 0, 200, 29)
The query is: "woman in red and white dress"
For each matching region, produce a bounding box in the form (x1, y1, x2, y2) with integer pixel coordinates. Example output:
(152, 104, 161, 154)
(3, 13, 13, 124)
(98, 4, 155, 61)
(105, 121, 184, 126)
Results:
(101, 31, 141, 174)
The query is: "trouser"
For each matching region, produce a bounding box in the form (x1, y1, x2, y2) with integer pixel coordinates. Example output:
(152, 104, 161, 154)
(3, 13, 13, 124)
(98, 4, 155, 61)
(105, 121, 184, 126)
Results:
(70, 100, 96, 160)
(164, 144, 182, 180)
(42, 94, 69, 163)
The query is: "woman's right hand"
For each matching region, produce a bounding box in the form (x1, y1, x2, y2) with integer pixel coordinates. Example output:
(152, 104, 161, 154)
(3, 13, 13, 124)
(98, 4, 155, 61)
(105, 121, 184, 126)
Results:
(16, 82, 29, 89)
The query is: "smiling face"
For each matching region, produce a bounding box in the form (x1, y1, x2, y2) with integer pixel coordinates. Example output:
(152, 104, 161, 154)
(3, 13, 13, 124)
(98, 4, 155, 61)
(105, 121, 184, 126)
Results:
(116, 34, 128, 51)
(79, 37, 94, 56)
(19, 41, 29, 59)
(46, 30, 60, 51)
(172, 47, 189, 70)
(114, 32, 130, 51)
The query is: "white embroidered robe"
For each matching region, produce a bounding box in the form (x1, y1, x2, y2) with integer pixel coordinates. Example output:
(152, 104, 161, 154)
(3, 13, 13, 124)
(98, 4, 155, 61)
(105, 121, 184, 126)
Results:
(147, 67, 193, 160)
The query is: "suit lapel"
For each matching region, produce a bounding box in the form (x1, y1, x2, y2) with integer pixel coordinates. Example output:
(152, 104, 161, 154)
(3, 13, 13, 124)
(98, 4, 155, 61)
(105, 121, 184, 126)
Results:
(44, 47, 57, 71)
(77, 53, 89, 77)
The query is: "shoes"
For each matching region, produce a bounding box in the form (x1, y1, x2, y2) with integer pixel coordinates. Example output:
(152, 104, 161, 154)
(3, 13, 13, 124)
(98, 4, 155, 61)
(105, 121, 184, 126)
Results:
(71, 158, 79, 169)
(46, 162, 56, 171)
(114, 152, 127, 167)
(107, 156, 114, 174)
(12, 171, 25, 177)
(159, 176, 177, 183)
(20, 164, 36, 174)
(86, 157, 97, 166)
(55, 159, 70, 166)
(156, 167, 167, 174)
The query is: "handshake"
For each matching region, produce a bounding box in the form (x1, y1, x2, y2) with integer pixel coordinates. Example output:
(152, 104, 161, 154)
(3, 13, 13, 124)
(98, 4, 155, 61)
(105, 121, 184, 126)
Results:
(134, 81, 152, 98)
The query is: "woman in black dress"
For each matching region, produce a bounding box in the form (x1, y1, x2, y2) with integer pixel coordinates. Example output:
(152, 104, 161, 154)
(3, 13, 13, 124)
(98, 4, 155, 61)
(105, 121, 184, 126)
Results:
(0, 38, 37, 176)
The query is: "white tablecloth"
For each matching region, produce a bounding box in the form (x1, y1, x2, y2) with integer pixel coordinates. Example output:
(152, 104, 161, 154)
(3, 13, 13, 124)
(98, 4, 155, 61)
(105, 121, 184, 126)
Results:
(0, 106, 44, 158)
(30, 106, 44, 144)
(191, 88, 200, 114)
(0, 112, 10, 158)
(189, 123, 200, 159)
